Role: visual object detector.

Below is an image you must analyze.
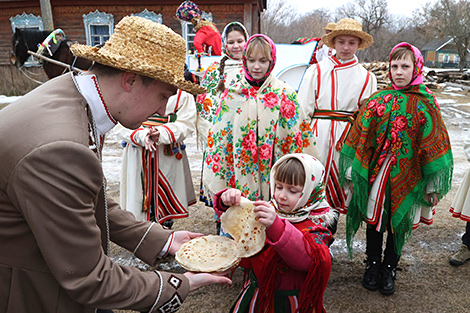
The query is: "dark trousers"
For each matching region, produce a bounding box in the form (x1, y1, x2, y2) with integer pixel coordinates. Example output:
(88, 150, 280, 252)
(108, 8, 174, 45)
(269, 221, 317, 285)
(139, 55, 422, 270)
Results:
(462, 222, 470, 247)
(366, 223, 400, 266)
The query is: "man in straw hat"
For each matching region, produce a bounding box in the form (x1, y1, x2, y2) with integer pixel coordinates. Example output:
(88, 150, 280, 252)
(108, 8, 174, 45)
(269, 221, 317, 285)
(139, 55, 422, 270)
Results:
(298, 18, 377, 223)
(314, 22, 336, 63)
(0, 16, 231, 313)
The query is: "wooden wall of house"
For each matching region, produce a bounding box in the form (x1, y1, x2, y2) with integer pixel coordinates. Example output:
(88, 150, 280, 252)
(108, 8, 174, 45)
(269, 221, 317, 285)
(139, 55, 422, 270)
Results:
(1, 3, 261, 66)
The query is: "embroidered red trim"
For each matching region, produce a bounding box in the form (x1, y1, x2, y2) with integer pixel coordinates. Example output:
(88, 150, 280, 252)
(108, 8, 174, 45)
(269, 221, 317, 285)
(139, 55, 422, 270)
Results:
(91, 76, 117, 124)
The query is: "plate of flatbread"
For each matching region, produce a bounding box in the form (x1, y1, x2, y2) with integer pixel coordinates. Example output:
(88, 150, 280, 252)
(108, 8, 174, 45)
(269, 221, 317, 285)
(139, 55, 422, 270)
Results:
(175, 197, 266, 272)
(175, 235, 240, 272)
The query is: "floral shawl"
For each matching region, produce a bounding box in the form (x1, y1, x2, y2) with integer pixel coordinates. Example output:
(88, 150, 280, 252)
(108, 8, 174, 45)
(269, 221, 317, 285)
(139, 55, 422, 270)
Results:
(202, 73, 319, 201)
(195, 22, 249, 148)
(339, 43, 453, 256)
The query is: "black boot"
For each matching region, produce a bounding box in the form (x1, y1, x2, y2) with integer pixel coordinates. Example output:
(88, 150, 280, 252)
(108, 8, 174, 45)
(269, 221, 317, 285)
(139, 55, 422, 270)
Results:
(379, 263, 398, 295)
(362, 257, 381, 291)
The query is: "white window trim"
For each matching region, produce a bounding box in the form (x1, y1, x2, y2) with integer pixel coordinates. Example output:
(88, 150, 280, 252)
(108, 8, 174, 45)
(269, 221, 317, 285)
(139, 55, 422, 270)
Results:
(10, 12, 44, 67)
(83, 10, 114, 46)
(132, 9, 162, 23)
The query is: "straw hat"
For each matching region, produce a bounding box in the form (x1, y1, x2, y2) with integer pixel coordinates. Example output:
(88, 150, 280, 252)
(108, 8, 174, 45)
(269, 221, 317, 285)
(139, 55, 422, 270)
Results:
(323, 22, 336, 31)
(322, 18, 373, 50)
(70, 16, 205, 95)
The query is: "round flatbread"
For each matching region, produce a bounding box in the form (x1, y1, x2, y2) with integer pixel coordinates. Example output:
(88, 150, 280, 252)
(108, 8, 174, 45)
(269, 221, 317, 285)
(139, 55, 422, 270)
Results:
(175, 235, 240, 272)
(221, 197, 266, 258)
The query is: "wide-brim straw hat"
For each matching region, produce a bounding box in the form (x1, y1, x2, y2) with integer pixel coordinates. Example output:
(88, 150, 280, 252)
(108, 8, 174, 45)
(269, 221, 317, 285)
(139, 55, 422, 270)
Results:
(323, 22, 336, 31)
(70, 16, 205, 95)
(322, 18, 373, 50)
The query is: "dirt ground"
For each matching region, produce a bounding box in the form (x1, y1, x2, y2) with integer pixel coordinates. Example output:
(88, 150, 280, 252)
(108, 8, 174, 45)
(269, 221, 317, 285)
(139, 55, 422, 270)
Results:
(106, 87, 470, 313)
(2, 86, 470, 312)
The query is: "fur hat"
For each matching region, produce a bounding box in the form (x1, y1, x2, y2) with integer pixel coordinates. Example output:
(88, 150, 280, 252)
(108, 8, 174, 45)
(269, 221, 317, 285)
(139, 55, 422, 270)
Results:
(322, 18, 373, 50)
(70, 16, 205, 95)
(323, 22, 336, 31)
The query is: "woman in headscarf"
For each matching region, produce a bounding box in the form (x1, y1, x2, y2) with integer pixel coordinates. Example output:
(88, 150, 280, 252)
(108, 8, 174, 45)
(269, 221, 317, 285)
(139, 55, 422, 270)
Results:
(202, 34, 319, 205)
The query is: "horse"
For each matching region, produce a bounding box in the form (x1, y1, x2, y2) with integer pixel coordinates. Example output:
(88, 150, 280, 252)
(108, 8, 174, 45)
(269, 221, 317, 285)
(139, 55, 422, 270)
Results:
(11, 28, 93, 80)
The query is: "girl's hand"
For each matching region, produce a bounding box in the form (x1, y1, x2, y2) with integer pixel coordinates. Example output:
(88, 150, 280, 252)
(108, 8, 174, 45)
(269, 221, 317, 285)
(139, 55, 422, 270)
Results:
(253, 201, 276, 228)
(221, 188, 242, 207)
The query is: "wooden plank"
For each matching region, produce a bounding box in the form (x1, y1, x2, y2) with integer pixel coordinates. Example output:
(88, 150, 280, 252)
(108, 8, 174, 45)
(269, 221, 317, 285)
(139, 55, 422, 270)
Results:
(27, 50, 84, 73)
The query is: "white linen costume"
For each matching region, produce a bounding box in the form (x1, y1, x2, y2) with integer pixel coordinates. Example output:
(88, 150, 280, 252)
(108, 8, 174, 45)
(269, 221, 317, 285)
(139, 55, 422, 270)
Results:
(117, 90, 197, 222)
(450, 137, 470, 222)
(297, 55, 377, 213)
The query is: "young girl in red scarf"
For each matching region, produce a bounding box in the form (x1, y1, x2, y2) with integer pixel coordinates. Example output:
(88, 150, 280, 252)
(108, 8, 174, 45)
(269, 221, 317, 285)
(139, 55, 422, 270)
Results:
(214, 154, 336, 313)
(339, 42, 453, 295)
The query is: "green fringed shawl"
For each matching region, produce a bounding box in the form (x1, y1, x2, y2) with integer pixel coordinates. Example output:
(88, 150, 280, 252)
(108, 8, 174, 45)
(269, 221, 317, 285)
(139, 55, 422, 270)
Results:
(339, 84, 453, 257)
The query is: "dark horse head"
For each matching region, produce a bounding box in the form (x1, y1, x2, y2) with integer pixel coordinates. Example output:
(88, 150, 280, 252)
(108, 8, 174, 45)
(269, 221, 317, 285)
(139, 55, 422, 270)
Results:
(11, 28, 93, 79)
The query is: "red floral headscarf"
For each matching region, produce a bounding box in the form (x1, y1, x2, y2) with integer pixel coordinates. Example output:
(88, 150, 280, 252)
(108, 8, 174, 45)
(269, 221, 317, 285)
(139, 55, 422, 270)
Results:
(389, 42, 424, 90)
(242, 34, 277, 84)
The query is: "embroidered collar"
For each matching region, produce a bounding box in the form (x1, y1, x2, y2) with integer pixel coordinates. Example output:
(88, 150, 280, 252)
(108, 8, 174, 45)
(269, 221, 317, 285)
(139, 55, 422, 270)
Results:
(331, 55, 358, 66)
(74, 73, 117, 138)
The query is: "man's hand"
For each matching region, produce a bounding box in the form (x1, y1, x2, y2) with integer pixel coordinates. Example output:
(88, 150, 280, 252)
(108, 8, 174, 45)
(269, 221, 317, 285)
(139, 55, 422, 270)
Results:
(184, 272, 232, 292)
(169, 231, 204, 255)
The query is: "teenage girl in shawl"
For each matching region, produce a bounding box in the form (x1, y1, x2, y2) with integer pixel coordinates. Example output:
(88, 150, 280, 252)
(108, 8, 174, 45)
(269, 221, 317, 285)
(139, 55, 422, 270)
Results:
(214, 154, 335, 313)
(197, 22, 249, 207)
(339, 42, 453, 295)
(202, 34, 319, 207)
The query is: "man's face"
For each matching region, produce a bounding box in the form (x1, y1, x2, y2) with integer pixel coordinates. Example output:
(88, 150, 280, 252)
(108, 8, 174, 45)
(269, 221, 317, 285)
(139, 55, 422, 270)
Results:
(334, 35, 360, 61)
(117, 77, 177, 129)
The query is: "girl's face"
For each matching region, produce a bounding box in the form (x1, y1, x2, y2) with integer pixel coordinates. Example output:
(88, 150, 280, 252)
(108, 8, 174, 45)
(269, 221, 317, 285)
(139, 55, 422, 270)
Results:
(226, 30, 246, 60)
(390, 55, 414, 88)
(273, 180, 303, 213)
(334, 35, 360, 61)
(246, 47, 270, 80)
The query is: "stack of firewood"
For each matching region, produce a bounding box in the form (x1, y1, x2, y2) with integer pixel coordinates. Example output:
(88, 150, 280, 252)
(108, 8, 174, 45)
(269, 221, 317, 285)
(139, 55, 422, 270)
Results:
(362, 61, 442, 90)
(425, 70, 470, 90)
(362, 62, 390, 89)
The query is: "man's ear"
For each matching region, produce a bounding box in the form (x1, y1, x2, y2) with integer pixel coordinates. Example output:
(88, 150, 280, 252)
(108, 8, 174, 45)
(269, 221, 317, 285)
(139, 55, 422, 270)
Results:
(121, 72, 138, 92)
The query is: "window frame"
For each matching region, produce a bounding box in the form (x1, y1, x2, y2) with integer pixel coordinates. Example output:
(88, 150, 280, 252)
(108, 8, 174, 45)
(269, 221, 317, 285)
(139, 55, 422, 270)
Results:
(10, 12, 44, 67)
(83, 10, 114, 46)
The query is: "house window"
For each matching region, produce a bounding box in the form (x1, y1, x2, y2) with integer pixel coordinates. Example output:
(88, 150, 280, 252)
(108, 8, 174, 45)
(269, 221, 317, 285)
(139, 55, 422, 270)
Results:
(83, 10, 114, 46)
(10, 12, 43, 31)
(10, 12, 44, 67)
(443, 54, 450, 63)
(180, 12, 213, 53)
(132, 9, 162, 23)
(454, 55, 460, 64)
